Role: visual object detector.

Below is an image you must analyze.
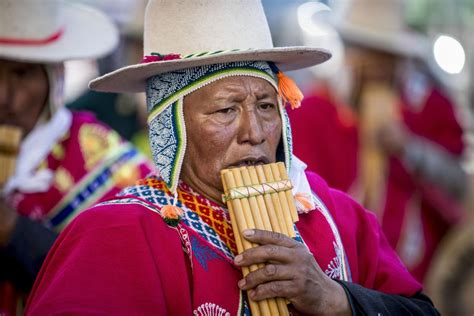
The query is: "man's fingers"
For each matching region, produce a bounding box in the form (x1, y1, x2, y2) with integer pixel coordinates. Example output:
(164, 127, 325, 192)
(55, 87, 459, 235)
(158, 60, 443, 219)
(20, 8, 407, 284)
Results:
(248, 280, 296, 301)
(234, 244, 295, 266)
(238, 264, 294, 290)
(242, 229, 297, 247)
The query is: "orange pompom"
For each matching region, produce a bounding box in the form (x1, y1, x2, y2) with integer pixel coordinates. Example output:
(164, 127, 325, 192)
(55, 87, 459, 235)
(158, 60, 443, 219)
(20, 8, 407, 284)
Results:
(161, 204, 184, 227)
(276, 71, 304, 110)
(161, 205, 184, 219)
(294, 192, 314, 213)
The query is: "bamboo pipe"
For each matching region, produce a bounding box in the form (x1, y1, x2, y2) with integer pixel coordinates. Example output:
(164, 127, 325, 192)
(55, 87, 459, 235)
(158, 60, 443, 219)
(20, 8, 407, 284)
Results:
(261, 164, 289, 236)
(0, 125, 22, 188)
(240, 167, 281, 316)
(247, 167, 272, 231)
(222, 170, 262, 316)
(277, 162, 298, 223)
(231, 168, 271, 316)
(270, 163, 295, 237)
(254, 165, 283, 234)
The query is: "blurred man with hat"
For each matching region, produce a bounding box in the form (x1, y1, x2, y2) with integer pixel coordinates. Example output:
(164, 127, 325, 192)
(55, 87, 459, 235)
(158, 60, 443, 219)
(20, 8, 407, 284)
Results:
(26, 1, 438, 314)
(0, 1, 154, 314)
(332, 0, 467, 283)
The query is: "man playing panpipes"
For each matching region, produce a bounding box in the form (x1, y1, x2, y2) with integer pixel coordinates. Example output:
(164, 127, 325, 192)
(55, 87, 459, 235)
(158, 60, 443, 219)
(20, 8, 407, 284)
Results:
(26, 1, 439, 315)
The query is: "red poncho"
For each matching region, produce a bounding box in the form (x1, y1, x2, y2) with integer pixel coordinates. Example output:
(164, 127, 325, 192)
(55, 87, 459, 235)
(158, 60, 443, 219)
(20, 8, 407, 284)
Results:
(25, 173, 421, 315)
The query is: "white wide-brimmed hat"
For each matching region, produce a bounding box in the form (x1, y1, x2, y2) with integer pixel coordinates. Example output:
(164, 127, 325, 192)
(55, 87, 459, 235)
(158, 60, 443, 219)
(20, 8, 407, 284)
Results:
(0, 0, 118, 63)
(89, 0, 331, 93)
(332, 0, 469, 90)
(332, 0, 428, 58)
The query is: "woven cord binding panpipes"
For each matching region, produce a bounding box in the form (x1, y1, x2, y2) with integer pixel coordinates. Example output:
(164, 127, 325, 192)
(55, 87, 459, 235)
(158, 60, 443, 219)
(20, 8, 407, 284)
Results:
(220, 162, 299, 316)
(0, 125, 22, 188)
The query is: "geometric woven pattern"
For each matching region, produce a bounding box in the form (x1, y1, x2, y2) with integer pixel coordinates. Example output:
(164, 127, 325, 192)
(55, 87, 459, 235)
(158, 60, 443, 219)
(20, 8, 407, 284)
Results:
(148, 100, 185, 191)
(119, 176, 237, 260)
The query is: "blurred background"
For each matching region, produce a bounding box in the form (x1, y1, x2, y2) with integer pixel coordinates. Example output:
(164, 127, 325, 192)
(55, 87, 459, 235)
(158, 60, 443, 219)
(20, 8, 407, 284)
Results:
(61, 1, 474, 315)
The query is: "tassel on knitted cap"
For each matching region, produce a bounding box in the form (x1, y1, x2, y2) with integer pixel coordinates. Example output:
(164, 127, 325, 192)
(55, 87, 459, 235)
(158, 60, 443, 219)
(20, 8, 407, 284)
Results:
(269, 63, 304, 110)
(276, 71, 304, 109)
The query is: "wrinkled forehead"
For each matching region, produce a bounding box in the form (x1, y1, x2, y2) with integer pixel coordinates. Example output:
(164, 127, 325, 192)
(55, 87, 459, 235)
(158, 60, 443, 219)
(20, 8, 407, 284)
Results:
(183, 75, 278, 104)
(145, 61, 278, 118)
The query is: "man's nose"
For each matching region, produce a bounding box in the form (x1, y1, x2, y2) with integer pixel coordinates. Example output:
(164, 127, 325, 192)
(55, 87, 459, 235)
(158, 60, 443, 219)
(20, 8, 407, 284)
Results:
(238, 108, 265, 145)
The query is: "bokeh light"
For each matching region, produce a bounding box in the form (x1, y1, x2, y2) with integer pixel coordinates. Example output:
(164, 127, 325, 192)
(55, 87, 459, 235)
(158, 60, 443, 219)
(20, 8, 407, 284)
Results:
(433, 35, 466, 74)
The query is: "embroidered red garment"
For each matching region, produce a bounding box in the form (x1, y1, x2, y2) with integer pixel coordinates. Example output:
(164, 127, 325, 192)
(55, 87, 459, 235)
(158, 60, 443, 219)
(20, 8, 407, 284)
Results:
(0, 111, 154, 316)
(24, 172, 421, 315)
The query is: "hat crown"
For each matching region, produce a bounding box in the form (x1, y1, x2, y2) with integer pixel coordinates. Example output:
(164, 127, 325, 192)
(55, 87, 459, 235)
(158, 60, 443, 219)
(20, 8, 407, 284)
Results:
(0, 1, 62, 40)
(143, 0, 274, 56)
(339, 0, 406, 35)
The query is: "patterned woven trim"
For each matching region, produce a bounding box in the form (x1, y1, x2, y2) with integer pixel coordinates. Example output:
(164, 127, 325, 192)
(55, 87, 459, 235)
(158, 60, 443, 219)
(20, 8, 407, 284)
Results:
(311, 190, 352, 282)
(119, 177, 237, 260)
(46, 146, 146, 231)
(222, 180, 293, 202)
(182, 48, 243, 59)
(93, 197, 161, 215)
(143, 49, 246, 64)
(148, 98, 186, 193)
(281, 107, 292, 174)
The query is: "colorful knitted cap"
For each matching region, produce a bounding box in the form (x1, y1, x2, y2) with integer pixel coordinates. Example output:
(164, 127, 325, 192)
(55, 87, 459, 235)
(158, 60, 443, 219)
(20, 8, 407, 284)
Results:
(146, 61, 293, 194)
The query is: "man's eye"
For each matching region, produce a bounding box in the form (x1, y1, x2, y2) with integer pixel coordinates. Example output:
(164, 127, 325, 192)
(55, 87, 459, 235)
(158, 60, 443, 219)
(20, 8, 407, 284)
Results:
(216, 107, 234, 114)
(259, 103, 275, 110)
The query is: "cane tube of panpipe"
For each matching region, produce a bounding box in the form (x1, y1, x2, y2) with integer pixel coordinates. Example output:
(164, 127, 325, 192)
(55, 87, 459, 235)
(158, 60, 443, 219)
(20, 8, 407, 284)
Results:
(269, 163, 295, 237)
(276, 162, 298, 223)
(230, 168, 272, 316)
(221, 170, 247, 268)
(261, 164, 289, 236)
(221, 170, 262, 316)
(239, 167, 281, 315)
(0, 125, 22, 188)
(246, 166, 291, 314)
(221, 163, 299, 316)
(254, 165, 283, 234)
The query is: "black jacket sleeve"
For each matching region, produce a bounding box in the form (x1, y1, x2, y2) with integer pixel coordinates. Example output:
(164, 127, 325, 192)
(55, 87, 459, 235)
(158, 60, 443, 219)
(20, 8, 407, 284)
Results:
(336, 280, 440, 316)
(0, 215, 57, 290)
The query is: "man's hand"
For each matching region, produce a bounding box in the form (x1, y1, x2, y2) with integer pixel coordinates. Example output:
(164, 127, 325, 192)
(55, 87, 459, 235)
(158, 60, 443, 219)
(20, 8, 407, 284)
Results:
(234, 229, 351, 316)
(0, 196, 18, 247)
(377, 121, 410, 157)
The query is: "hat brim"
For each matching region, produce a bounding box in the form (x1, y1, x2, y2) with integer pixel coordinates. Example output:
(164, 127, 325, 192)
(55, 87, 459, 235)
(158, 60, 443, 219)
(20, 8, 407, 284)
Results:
(89, 47, 331, 93)
(336, 22, 428, 58)
(0, 2, 118, 63)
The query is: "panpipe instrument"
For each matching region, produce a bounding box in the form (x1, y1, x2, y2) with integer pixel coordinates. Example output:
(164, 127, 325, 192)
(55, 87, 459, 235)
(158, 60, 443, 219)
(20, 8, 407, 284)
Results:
(220, 162, 298, 316)
(0, 125, 22, 188)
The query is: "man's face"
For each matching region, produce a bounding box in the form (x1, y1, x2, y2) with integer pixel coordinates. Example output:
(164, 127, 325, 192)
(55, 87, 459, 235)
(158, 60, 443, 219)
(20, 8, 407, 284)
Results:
(181, 76, 282, 203)
(0, 59, 49, 135)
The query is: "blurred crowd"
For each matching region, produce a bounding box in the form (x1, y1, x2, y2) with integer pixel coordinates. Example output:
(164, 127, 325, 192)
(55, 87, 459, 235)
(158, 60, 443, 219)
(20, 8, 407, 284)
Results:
(1, 0, 473, 315)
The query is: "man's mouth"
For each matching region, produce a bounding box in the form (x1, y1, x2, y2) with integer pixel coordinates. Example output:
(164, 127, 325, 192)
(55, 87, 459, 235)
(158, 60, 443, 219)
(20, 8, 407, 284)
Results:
(228, 156, 269, 168)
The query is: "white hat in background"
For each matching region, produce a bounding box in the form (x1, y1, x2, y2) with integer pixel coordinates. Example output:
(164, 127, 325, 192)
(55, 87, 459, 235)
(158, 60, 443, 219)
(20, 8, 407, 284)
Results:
(331, 0, 428, 58)
(330, 0, 469, 90)
(0, 0, 118, 62)
(89, 0, 331, 93)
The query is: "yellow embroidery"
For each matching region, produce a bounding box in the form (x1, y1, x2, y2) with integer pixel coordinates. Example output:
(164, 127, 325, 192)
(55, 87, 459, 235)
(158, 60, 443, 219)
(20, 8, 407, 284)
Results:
(54, 167, 74, 193)
(51, 144, 65, 160)
(79, 124, 121, 170)
(112, 162, 140, 188)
